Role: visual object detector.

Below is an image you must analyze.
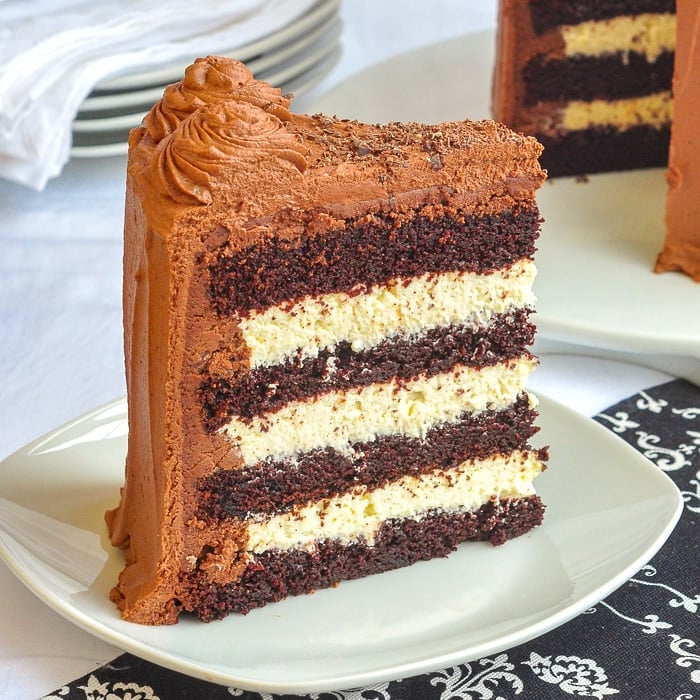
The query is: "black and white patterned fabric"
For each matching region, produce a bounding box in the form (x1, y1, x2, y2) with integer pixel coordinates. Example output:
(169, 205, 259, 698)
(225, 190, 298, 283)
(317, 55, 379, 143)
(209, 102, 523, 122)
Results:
(42, 379, 700, 700)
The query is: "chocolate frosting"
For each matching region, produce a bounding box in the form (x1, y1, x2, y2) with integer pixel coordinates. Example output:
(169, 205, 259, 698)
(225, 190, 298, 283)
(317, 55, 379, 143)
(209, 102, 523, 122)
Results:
(150, 101, 307, 206)
(492, 0, 566, 135)
(106, 56, 546, 624)
(128, 56, 544, 240)
(143, 55, 291, 142)
(657, 0, 700, 281)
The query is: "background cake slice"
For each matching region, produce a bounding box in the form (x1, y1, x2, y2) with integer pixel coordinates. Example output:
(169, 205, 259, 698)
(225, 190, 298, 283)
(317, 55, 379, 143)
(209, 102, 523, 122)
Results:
(105, 56, 548, 624)
(493, 0, 676, 177)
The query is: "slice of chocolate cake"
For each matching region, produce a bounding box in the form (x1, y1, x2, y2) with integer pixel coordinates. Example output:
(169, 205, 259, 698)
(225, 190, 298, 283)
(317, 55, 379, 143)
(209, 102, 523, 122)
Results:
(105, 56, 548, 624)
(656, 0, 700, 281)
(493, 0, 676, 177)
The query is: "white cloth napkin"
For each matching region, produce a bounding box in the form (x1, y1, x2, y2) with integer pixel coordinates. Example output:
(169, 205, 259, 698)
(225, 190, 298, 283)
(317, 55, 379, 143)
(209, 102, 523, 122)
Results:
(0, 0, 318, 190)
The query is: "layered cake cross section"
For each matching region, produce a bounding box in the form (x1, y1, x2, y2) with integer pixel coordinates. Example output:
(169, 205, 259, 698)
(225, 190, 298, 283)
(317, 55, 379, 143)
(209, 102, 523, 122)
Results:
(493, 0, 676, 176)
(106, 56, 548, 624)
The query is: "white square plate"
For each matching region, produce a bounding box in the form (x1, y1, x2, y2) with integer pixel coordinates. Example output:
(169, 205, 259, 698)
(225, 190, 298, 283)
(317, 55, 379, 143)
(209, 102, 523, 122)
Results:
(0, 393, 681, 693)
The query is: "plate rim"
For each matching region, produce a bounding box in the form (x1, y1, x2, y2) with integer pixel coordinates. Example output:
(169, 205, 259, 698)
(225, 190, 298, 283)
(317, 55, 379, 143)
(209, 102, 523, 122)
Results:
(69, 40, 342, 158)
(93, 0, 339, 93)
(79, 6, 341, 115)
(0, 392, 683, 693)
(73, 16, 342, 133)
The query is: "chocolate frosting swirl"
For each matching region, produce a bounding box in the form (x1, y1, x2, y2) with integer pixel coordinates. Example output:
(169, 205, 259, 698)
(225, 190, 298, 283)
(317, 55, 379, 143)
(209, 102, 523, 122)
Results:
(144, 56, 291, 143)
(149, 100, 308, 206)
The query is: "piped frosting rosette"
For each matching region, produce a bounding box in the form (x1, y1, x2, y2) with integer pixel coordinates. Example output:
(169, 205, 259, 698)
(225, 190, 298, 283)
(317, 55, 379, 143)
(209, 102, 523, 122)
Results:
(144, 56, 292, 143)
(149, 99, 308, 206)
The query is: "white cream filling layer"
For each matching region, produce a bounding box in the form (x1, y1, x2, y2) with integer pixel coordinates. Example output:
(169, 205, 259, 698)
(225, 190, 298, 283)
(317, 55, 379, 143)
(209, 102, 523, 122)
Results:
(245, 450, 544, 553)
(221, 357, 537, 466)
(561, 90, 672, 131)
(562, 13, 676, 61)
(239, 259, 536, 369)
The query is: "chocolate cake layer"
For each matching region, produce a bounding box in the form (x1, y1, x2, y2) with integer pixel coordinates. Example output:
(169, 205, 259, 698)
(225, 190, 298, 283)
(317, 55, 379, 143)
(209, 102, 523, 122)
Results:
(183, 496, 545, 620)
(528, 0, 675, 35)
(221, 358, 538, 468)
(208, 207, 541, 316)
(200, 308, 535, 429)
(197, 395, 541, 520)
(522, 51, 674, 104)
(538, 124, 670, 176)
(108, 56, 548, 625)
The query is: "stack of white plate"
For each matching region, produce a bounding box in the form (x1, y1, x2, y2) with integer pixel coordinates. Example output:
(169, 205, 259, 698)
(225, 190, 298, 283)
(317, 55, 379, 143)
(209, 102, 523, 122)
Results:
(71, 0, 341, 158)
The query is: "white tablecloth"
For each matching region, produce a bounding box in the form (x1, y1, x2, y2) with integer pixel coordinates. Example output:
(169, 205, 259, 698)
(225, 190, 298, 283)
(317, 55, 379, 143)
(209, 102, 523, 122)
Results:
(0, 2, 682, 697)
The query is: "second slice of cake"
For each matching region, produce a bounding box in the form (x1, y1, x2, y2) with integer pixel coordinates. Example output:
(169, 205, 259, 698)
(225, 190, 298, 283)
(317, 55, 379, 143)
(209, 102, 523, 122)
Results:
(106, 56, 549, 624)
(493, 0, 676, 177)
